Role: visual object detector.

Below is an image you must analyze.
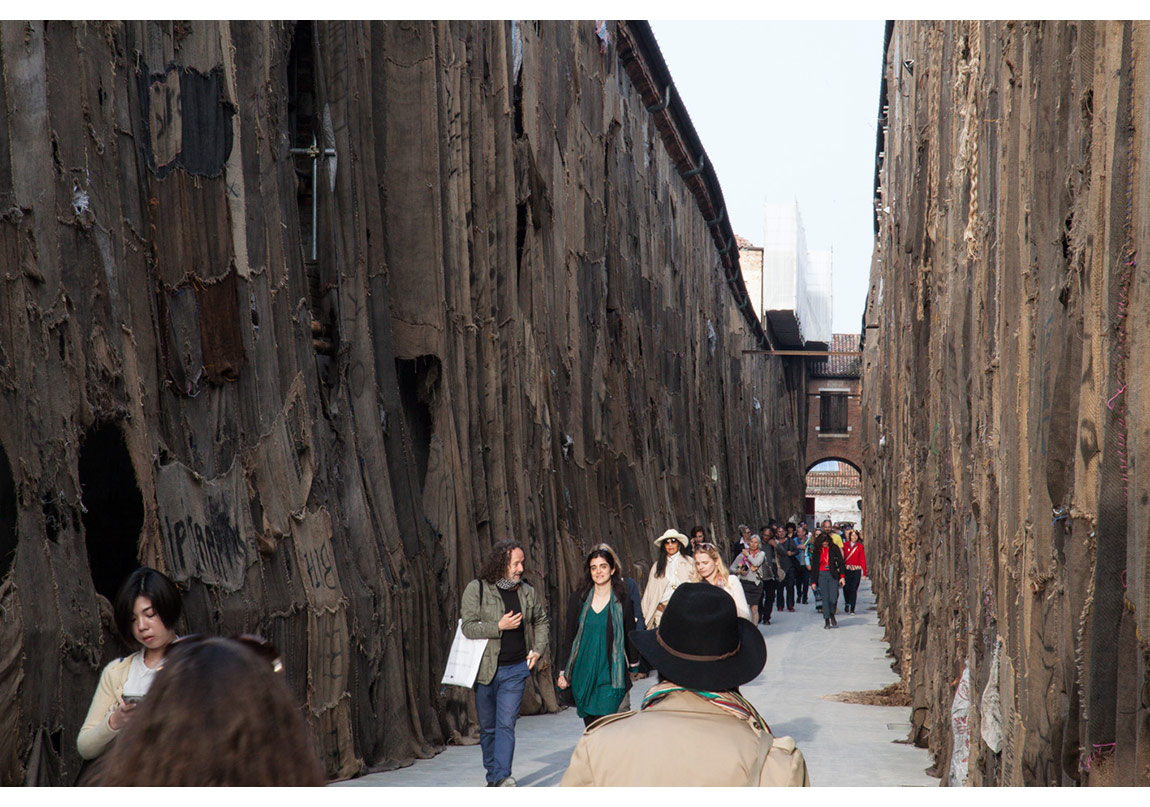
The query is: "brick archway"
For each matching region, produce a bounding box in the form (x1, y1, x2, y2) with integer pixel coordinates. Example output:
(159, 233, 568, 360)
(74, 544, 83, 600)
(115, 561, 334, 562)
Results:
(804, 458, 863, 529)
(805, 455, 862, 476)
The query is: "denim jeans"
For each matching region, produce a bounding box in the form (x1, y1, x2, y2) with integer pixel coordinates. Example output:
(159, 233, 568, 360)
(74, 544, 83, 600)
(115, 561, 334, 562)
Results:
(474, 660, 530, 783)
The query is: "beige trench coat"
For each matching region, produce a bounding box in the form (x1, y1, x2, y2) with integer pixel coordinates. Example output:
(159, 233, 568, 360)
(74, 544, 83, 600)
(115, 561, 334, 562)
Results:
(638, 552, 693, 628)
(559, 689, 810, 786)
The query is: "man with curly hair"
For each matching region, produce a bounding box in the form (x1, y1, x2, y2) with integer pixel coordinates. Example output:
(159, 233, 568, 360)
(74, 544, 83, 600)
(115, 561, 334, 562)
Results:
(461, 540, 550, 787)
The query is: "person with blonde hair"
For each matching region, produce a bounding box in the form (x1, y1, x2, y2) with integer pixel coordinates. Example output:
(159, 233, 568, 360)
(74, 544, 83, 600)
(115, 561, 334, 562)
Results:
(691, 542, 751, 620)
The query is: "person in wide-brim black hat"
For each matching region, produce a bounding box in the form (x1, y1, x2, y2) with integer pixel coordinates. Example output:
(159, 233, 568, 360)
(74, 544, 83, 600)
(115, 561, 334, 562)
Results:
(629, 582, 766, 691)
(560, 582, 810, 786)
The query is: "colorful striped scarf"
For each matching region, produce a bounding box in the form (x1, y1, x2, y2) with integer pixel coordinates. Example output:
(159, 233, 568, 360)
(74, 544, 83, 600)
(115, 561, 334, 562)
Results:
(641, 681, 772, 736)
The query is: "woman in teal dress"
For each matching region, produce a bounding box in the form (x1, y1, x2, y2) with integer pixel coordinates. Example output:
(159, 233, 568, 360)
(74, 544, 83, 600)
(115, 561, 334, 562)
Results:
(557, 546, 639, 726)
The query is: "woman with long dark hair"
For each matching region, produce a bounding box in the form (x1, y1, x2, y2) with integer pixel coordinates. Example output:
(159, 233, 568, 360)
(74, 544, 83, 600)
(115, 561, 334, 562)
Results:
(557, 548, 639, 726)
(88, 635, 323, 785)
(639, 529, 692, 628)
(810, 529, 847, 629)
(77, 567, 183, 760)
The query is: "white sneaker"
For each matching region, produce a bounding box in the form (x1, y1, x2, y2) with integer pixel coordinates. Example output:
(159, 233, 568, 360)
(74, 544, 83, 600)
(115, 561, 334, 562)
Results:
(497, 777, 517, 787)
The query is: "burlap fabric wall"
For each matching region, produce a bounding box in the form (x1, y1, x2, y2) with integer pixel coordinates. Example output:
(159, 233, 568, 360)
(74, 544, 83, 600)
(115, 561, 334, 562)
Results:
(0, 21, 805, 783)
(864, 20, 1150, 785)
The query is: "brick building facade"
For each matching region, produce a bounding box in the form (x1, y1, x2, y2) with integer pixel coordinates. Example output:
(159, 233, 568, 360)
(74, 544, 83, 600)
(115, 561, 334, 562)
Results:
(805, 333, 863, 473)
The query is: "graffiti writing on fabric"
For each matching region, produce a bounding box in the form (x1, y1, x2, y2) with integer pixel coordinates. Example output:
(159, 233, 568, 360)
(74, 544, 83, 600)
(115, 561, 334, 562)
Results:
(301, 542, 338, 593)
(317, 704, 350, 772)
(161, 501, 244, 586)
(317, 627, 345, 688)
(148, 72, 181, 170)
(310, 614, 348, 705)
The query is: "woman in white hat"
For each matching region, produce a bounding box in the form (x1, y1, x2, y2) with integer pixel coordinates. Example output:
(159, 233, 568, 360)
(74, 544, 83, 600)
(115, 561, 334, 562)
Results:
(639, 529, 693, 628)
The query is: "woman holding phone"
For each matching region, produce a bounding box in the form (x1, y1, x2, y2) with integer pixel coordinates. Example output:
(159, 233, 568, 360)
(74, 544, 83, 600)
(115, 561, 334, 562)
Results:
(77, 567, 183, 760)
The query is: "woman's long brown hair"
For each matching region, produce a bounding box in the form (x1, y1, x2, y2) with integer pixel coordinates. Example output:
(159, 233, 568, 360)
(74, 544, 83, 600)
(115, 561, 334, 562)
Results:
(90, 636, 324, 786)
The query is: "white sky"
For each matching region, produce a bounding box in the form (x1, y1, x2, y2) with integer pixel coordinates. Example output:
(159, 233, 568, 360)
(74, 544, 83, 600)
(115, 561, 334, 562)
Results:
(650, 20, 885, 335)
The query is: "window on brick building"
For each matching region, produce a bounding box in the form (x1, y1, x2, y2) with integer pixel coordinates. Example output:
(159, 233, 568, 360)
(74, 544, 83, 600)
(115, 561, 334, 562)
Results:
(819, 392, 848, 435)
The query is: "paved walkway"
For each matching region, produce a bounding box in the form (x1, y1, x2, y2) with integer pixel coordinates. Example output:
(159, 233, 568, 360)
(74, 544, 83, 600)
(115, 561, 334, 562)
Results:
(335, 578, 937, 787)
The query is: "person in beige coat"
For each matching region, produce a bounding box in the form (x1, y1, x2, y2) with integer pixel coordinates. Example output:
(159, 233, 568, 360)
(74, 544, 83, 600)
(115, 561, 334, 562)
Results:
(560, 582, 810, 787)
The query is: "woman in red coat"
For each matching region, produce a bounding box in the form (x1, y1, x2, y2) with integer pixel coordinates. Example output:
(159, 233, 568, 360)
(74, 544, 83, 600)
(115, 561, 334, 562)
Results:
(842, 529, 867, 614)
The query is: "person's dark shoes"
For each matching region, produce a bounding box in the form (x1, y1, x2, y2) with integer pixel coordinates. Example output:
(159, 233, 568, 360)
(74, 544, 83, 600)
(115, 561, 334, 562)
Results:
(487, 782, 495, 787)
(787, 607, 794, 612)
(824, 620, 830, 629)
(830, 614, 837, 627)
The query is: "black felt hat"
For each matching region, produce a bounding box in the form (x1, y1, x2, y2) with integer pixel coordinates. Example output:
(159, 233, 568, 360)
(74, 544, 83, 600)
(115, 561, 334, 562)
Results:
(630, 582, 766, 691)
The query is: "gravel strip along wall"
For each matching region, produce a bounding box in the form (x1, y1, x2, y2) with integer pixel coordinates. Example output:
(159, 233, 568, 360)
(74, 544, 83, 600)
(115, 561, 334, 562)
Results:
(863, 20, 1150, 785)
(0, 21, 806, 783)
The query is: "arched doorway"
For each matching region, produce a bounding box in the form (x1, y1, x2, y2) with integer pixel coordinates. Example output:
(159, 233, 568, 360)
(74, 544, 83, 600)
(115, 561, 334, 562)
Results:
(803, 457, 862, 532)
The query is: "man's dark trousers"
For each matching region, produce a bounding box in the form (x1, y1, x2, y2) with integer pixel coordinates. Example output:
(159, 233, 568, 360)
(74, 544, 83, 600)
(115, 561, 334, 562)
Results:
(760, 580, 776, 623)
(776, 566, 795, 610)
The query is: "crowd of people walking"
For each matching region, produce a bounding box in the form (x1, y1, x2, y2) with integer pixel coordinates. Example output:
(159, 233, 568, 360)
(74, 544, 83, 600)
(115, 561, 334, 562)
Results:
(74, 516, 863, 787)
(726, 517, 866, 629)
(448, 517, 867, 786)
